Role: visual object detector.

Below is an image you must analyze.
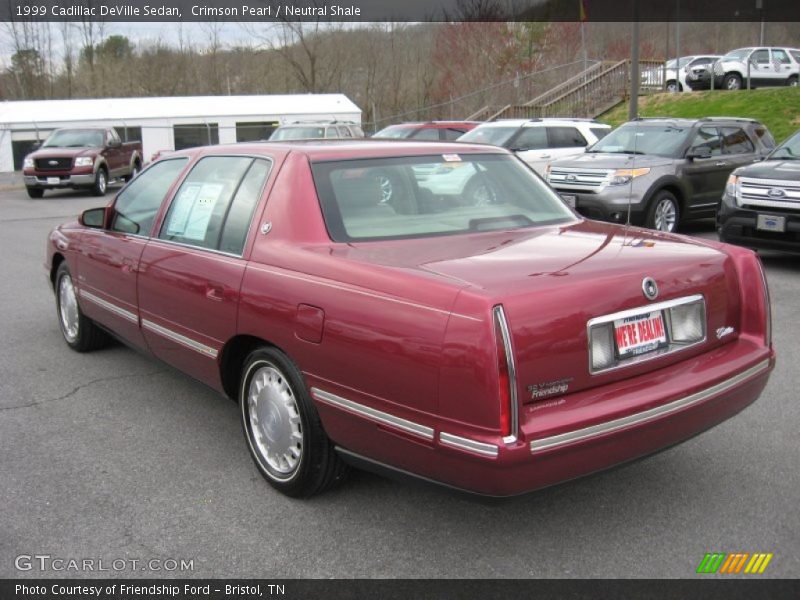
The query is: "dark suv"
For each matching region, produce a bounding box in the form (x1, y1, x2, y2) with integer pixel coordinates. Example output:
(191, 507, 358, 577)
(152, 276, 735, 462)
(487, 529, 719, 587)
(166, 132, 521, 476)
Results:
(546, 117, 775, 232)
(718, 128, 800, 253)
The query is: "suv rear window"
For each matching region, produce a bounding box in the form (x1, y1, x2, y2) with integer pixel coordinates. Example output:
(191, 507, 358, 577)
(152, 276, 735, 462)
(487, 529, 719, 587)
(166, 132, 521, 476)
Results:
(311, 154, 574, 242)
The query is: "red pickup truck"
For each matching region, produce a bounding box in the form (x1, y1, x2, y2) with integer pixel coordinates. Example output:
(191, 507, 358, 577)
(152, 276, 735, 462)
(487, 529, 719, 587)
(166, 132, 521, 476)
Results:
(23, 127, 142, 198)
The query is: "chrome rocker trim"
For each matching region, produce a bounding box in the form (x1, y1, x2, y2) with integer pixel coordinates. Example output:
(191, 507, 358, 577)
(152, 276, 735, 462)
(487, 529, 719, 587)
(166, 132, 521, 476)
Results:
(79, 289, 138, 324)
(141, 318, 219, 358)
(530, 359, 771, 454)
(311, 388, 435, 441)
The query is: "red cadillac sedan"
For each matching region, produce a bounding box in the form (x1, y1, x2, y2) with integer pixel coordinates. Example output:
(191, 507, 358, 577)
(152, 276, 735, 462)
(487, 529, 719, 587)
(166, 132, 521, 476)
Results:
(46, 140, 775, 498)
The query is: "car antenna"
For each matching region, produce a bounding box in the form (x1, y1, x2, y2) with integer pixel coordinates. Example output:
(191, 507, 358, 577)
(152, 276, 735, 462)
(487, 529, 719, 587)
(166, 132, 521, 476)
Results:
(627, 120, 639, 227)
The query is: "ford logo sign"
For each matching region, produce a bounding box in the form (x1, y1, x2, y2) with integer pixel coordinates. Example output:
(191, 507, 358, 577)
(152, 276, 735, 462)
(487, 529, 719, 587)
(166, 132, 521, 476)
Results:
(48, 160, 58, 165)
(565, 174, 577, 182)
(767, 188, 786, 198)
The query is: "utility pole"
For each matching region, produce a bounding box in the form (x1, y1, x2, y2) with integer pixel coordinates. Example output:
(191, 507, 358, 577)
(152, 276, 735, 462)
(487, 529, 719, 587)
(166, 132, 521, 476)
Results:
(629, 13, 640, 121)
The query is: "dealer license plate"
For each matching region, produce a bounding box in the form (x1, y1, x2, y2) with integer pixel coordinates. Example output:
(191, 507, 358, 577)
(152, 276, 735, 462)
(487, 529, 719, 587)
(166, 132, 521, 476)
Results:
(613, 311, 667, 359)
(756, 214, 786, 233)
(47, 177, 60, 185)
(560, 194, 577, 208)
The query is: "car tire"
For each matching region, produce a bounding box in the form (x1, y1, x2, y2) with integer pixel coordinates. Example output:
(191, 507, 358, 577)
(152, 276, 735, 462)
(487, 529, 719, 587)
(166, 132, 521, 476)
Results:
(645, 190, 680, 233)
(91, 167, 108, 196)
(666, 80, 680, 93)
(123, 160, 141, 182)
(240, 347, 349, 498)
(26, 187, 44, 199)
(55, 263, 110, 352)
(789, 75, 798, 87)
(723, 73, 742, 90)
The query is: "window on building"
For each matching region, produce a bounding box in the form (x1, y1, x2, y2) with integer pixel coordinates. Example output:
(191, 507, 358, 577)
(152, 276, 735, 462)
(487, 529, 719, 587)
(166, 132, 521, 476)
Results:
(173, 124, 219, 150)
(114, 126, 143, 142)
(235, 122, 278, 142)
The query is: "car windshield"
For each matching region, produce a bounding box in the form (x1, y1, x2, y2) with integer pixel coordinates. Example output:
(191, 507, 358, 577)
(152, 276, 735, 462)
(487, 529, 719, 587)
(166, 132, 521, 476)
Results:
(43, 129, 104, 148)
(588, 124, 690, 157)
(722, 48, 752, 61)
(768, 131, 800, 160)
(270, 127, 326, 140)
(311, 153, 575, 242)
(457, 126, 519, 147)
(372, 125, 416, 139)
(665, 57, 693, 69)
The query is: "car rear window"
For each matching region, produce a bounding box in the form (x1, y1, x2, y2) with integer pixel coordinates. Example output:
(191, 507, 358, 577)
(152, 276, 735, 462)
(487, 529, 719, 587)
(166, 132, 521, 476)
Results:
(458, 126, 520, 147)
(270, 127, 326, 140)
(311, 154, 575, 242)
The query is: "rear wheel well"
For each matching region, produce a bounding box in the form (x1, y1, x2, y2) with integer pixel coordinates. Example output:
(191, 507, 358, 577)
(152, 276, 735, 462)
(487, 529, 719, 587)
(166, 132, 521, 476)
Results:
(50, 253, 65, 289)
(219, 335, 277, 401)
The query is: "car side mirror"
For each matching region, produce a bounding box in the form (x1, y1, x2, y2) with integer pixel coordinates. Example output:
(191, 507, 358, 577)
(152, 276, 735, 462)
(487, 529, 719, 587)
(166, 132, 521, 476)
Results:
(687, 148, 712, 160)
(108, 138, 122, 148)
(80, 207, 108, 229)
(31, 141, 42, 150)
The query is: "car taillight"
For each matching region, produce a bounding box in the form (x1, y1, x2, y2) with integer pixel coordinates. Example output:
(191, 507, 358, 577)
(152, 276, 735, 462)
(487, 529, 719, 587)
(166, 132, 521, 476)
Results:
(493, 305, 517, 441)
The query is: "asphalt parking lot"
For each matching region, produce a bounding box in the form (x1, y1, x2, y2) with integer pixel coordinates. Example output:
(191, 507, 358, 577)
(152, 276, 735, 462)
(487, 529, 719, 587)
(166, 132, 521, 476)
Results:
(0, 184, 798, 579)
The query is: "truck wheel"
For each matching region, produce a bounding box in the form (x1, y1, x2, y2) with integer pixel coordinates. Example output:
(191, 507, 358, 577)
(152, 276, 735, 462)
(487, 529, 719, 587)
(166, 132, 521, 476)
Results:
(91, 167, 108, 196)
(789, 75, 798, 87)
(646, 190, 680, 233)
(666, 80, 680, 93)
(26, 187, 44, 199)
(723, 73, 742, 90)
(123, 159, 141, 182)
(240, 346, 349, 497)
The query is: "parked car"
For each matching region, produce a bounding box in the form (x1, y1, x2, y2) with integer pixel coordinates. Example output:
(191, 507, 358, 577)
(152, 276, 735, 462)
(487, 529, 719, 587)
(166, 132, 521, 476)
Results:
(372, 121, 480, 141)
(23, 127, 142, 198)
(641, 56, 720, 92)
(546, 117, 775, 232)
(46, 140, 774, 498)
(712, 47, 800, 90)
(718, 128, 800, 252)
(457, 118, 611, 174)
(269, 121, 364, 141)
(681, 55, 723, 91)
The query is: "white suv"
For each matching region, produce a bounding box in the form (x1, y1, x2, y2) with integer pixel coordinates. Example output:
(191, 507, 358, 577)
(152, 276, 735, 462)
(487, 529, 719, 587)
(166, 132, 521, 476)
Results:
(713, 47, 800, 90)
(457, 118, 611, 175)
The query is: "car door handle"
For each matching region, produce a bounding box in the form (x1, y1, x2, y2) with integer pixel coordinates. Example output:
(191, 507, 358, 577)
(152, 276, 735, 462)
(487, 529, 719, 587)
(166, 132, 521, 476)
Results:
(205, 284, 224, 301)
(539, 154, 551, 159)
(714, 161, 728, 167)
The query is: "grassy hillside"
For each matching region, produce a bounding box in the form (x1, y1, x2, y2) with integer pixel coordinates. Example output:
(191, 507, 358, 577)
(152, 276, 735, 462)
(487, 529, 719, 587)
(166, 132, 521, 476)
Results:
(599, 88, 800, 143)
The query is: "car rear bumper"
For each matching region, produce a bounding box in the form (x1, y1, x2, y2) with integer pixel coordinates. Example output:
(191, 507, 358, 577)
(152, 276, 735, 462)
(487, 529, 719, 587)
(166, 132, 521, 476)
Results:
(315, 337, 774, 497)
(718, 199, 800, 253)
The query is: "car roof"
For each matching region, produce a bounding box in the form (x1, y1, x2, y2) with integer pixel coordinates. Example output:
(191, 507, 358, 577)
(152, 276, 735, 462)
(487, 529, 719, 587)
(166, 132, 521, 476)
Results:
(380, 121, 481, 129)
(474, 118, 608, 128)
(164, 139, 510, 162)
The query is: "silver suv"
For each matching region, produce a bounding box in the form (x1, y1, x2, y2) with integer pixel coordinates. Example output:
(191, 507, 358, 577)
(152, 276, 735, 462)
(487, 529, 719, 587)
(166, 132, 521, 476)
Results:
(269, 121, 364, 141)
(546, 117, 775, 232)
(713, 47, 800, 90)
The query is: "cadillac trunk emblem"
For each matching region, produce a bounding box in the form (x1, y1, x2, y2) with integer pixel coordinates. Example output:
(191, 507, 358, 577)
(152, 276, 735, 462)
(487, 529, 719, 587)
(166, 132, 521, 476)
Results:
(642, 277, 659, 300)
(767, 188, 786, 198)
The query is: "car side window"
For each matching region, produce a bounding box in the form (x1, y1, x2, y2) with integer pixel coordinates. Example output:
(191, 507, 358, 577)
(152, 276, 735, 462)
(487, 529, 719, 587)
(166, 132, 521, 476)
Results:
(548, 126, 589, 148)
(512, 127, 548, 150)
(337, 126, 353, 138)
(590, 127, 610, 141)
(721, 127, 755, 155)
(771, 49, 790, 64)
(159, 156, 254, 251)
(751, 49, 769, 65)
(111, 158, 188, 236)
(443, 128, 466, 140)
(689, 127, 722, 157)
(410, 128, 439, 140)
(218, 159, 272, 255)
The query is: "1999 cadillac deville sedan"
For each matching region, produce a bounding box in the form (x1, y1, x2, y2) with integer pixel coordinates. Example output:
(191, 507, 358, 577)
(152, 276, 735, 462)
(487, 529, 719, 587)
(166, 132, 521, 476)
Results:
(46, 140, 775, 498)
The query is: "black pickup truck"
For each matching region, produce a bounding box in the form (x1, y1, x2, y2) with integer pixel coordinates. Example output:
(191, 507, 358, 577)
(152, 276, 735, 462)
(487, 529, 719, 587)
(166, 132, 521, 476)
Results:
(718, 128, 800, 252)
(22, 127, 142, 198)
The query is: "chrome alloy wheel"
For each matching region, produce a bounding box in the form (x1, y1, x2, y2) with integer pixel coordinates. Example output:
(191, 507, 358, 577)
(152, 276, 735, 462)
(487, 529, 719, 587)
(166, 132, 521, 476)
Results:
(58, 273, 80, 343)
(97, 170, 107, 193)
(654, 198, 677, 232)
(247, 364, 303, 480)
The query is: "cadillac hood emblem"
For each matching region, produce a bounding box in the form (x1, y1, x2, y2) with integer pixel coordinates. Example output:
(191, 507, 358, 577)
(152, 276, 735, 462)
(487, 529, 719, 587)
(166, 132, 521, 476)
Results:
(642, 277, 659, 300)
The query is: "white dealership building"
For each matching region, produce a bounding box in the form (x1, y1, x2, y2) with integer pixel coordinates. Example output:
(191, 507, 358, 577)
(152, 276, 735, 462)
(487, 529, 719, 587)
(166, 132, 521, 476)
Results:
(0, 94, 362, 172)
